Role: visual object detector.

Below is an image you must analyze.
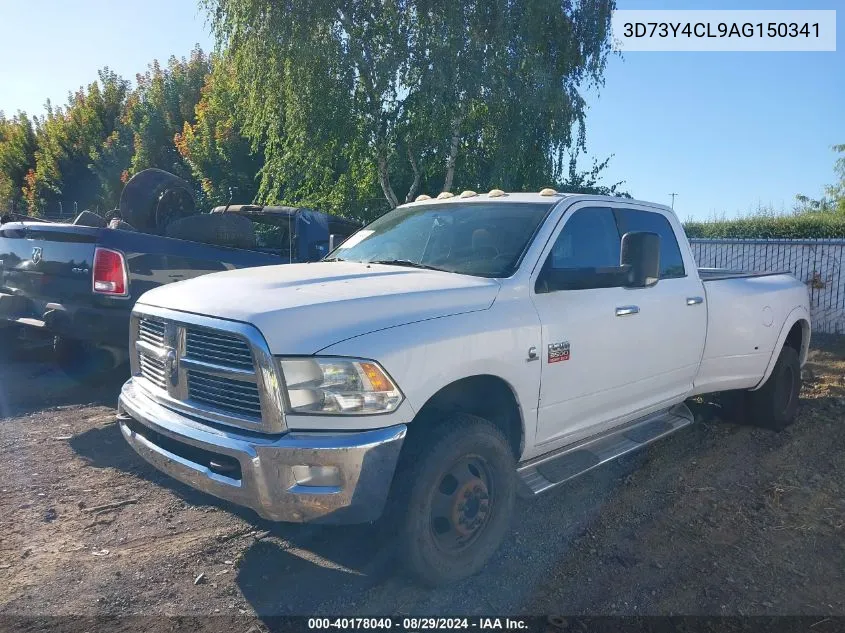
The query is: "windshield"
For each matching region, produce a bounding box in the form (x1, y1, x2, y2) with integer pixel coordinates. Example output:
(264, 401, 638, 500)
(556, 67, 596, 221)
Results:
(328, 202, 553, 277)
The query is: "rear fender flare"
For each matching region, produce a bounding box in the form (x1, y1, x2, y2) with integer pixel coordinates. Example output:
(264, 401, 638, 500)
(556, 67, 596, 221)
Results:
(750, 305, 810, 391)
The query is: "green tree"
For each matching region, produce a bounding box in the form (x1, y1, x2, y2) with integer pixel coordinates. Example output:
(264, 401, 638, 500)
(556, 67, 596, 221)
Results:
(23, 69, 129, 215)
(0, 112, 37, 212)
(823, 144, 845, 213)
(204, 0, 615, 218)
(174, 55, 263, 206)
(557, 154, 630, 197)
(794, 145, 845, 215)
(124, 46, 211, 183)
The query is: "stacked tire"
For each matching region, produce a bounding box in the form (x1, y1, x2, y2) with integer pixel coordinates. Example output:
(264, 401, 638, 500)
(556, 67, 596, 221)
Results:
(165, 213, 255, 250)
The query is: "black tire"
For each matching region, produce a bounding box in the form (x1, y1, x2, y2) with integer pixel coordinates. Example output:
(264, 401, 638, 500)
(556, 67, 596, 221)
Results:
(54, 338, 118, 385)
(745, 345, 801, 431)
(119, 168, 195, 233)
(391, 414, 516, 586)
(72, 210, 106, 228)
(165, 213, 256, 250)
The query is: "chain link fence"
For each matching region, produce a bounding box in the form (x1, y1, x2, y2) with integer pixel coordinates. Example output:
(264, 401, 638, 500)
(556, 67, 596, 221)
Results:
(690, 238, 845, 334)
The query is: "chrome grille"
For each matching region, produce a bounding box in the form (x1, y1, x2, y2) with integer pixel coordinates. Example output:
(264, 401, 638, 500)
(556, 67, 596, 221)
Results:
(138, 318, 165, 347)
(185, 328, 253, 369)
(137, 317, 167, 388)
(130, 307, 286, 434)
(139, 354, 167, 390)
(187, 371, 262, 418)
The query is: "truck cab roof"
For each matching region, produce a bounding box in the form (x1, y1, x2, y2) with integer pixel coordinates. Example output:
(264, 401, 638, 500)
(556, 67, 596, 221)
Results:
(399, 191, 677, 216)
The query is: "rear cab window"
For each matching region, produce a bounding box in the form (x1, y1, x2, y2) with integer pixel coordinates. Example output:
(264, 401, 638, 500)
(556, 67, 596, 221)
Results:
(535, 205, 686, 293)
(613, 208, 686, 279)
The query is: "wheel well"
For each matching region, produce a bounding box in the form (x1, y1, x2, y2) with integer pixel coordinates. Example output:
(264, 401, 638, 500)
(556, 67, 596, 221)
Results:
(784, 319, 808, 361)
(409, 375, 524, 460)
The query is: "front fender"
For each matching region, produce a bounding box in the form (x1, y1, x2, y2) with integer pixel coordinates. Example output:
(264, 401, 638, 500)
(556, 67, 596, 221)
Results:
(313, 303, 542, 445)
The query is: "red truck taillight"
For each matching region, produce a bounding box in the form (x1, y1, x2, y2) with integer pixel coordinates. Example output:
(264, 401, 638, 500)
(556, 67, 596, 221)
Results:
(92, 247, 128, 296)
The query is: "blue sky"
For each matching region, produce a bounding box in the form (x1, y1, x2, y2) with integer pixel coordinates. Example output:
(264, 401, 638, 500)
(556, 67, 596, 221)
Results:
(0, 0, 841, 220)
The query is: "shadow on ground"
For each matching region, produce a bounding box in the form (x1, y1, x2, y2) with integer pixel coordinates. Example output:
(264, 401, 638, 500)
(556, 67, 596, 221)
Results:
(0, 343, 128, 419)
(69, 418, 397, 612)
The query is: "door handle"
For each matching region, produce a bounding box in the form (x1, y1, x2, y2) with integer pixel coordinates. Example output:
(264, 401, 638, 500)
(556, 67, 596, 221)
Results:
(615, 305, 640, 317)
(686, 296, 704, 305)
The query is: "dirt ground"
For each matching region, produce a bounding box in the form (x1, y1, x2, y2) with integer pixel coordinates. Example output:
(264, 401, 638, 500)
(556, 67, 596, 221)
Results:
(1, 336, 845, 626)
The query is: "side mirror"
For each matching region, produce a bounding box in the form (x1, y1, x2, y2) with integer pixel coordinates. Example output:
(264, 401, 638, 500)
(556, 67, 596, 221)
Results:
(620, 231, 660, 288)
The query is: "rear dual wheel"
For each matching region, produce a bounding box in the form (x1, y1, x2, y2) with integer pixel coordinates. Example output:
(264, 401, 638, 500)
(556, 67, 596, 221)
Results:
(746, 345, 801, 431)
(392, 414, 516, 586)
(723, 345, 801, 431)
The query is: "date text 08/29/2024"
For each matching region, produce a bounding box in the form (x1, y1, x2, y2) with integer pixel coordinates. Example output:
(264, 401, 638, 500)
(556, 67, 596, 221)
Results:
(307, 617, 529, 630)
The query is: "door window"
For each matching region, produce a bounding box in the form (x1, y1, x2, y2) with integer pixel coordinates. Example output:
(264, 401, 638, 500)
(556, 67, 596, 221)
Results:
(535, 207, 623, 293)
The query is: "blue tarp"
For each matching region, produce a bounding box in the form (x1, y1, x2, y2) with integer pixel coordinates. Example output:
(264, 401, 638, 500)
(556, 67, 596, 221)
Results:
(295, 209, 330, 261)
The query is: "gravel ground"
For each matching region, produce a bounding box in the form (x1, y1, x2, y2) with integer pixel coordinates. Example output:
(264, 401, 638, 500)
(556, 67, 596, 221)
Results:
(0, 337, 844, 628)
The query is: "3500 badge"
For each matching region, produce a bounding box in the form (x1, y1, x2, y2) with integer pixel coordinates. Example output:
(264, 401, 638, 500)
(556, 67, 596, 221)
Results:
(548, 341, 570, 363)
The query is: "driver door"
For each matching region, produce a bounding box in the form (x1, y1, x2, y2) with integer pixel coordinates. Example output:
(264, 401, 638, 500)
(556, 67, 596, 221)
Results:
(530, 205, 664, 448)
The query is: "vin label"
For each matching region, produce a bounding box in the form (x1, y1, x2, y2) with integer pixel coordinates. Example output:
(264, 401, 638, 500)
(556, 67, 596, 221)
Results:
(611, 10, 836, 51)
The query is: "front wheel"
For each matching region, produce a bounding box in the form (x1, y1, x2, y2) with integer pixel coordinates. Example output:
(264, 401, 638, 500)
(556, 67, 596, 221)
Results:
(746, 345, 802, 431)
(392, 414, 516, 586)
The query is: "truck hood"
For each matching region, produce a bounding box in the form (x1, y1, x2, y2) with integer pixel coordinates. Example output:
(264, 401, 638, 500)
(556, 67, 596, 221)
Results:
(136, 261, 500, 354)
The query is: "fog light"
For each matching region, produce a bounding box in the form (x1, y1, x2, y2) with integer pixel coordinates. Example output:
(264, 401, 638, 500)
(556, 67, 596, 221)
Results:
(291, 465, 341, 487)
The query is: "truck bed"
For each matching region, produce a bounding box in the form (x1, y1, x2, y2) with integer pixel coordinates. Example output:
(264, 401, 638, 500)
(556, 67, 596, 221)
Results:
(693, 268, 808, 395)
(0, 221, 282, 348)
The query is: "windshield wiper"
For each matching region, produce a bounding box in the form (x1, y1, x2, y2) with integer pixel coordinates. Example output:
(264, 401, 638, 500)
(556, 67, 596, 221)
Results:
(368, 259, 449, 272)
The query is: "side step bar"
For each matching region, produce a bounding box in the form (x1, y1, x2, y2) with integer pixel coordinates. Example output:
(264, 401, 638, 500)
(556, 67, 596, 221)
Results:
(517, 403, 694, 497)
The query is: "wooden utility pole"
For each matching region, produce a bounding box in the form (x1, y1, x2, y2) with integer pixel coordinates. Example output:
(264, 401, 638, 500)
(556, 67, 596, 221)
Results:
(669, 193, 678, 209)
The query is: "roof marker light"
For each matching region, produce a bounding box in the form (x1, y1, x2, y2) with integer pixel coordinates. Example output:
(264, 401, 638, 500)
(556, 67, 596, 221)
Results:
(488, 189, 506, 198)
(415, 194, 432, 201)
(459, 190, 477, 198)
(539, 188, 558, 196)
(436, 192, 455, 200)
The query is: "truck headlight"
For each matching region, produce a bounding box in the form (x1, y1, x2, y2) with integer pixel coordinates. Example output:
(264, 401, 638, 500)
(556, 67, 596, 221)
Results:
(277, 357, 403, 415)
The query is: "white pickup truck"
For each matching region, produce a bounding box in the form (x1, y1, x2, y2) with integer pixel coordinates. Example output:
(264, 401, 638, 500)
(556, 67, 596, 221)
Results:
(117, 190, 811, 585)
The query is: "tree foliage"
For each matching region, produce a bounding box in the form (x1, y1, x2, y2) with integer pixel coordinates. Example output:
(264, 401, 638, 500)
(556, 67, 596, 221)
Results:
(8, 51, 212, 216)
(793, 145, 845, 215)
(23, 69, 129, 215)
(204, 0, 616, 218)
(688, 145, 845, 239)
(126, 47, 210, 181)
(175, 55, 264, 206)
(0, 112, 36, 212)
(823, 144, 845, 214)
(684, 213, 845, 240)
(1, 13, 626, 222)
(557, 154, 630, 197)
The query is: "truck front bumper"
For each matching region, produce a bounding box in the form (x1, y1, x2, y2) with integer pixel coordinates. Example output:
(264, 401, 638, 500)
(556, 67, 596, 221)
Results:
(117, 379, 407, 524)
